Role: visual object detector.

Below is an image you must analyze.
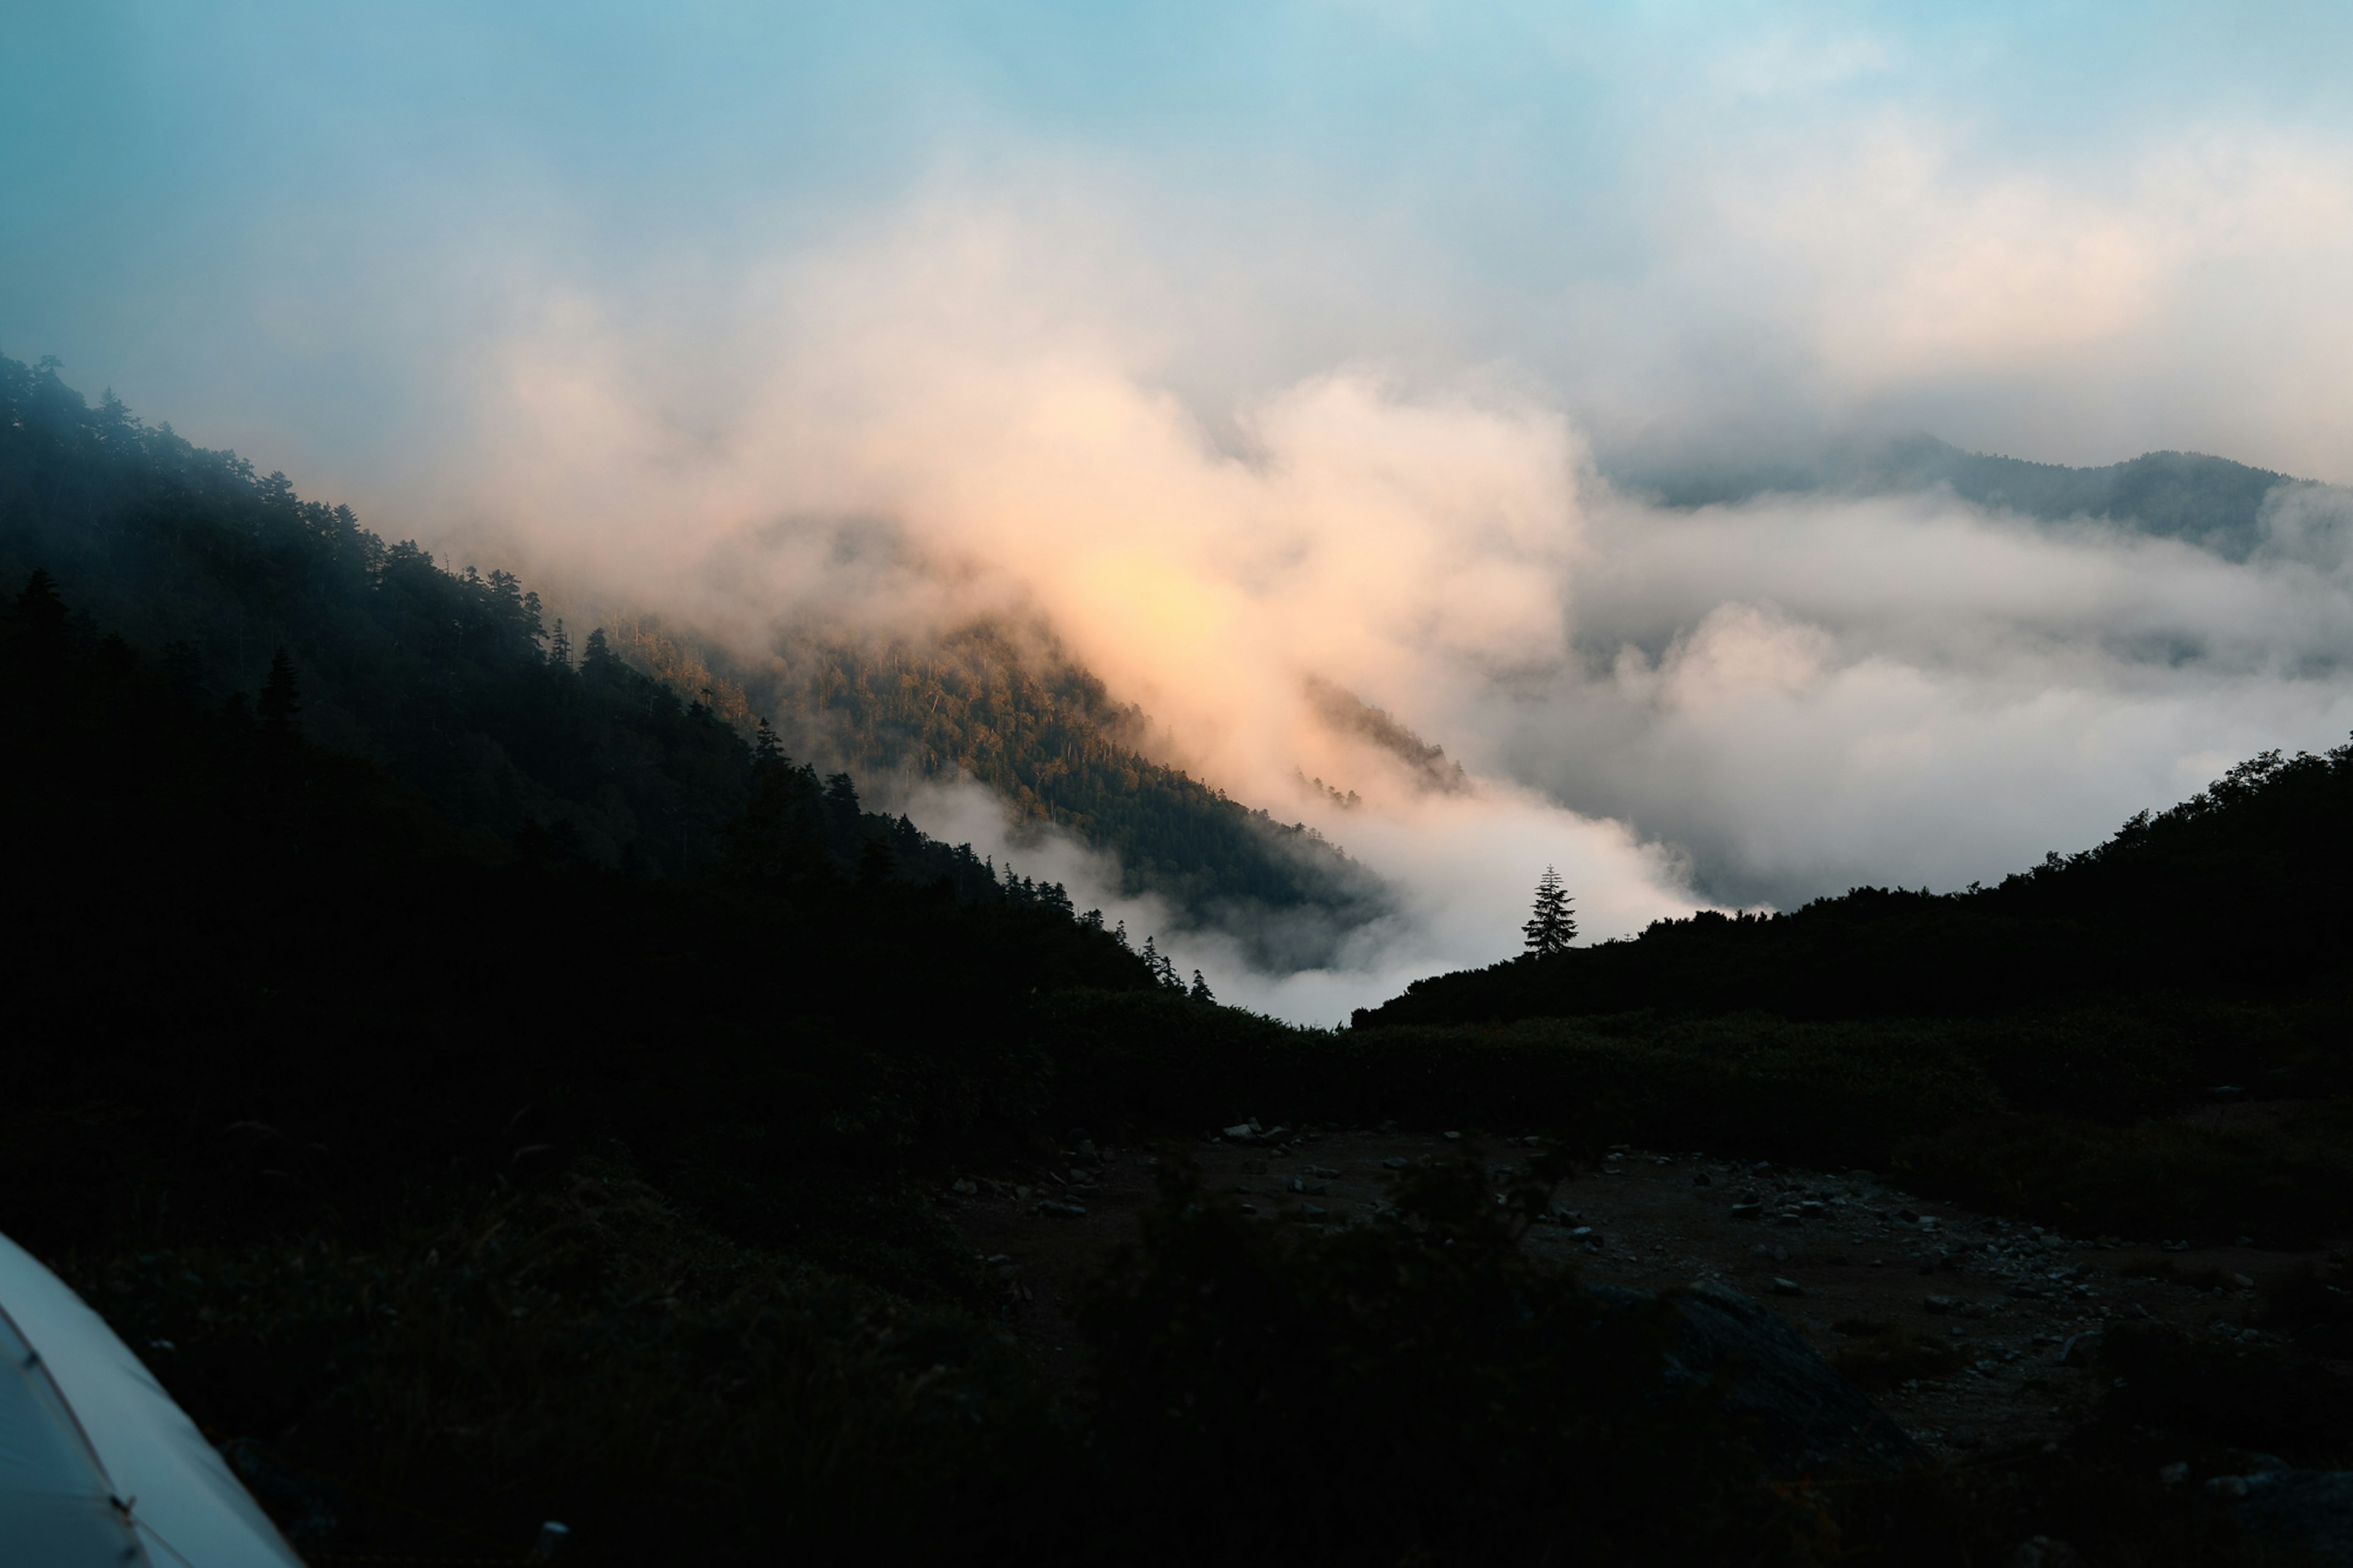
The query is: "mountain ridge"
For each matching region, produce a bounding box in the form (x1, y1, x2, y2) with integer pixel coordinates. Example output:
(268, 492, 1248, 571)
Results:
(1614, 432, 2333, 560)
(0, 350, 1374, 943)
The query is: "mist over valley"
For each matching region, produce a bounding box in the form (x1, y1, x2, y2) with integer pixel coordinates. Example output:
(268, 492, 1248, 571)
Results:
(9, 7, 2353, 1562)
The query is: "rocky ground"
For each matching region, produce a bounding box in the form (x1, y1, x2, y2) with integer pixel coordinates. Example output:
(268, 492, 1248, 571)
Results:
(942, 1122, 2338, 1460)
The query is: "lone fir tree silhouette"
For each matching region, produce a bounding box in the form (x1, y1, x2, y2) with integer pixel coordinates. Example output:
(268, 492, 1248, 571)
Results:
(1523, 866, 1576, 956)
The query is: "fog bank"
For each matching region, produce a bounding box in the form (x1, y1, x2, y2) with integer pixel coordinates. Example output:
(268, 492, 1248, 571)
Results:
(395, 207, 2353, 1021)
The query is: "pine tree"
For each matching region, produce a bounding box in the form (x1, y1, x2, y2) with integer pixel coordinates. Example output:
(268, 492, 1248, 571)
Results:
(822, 773, 861, 845)
(548, 618, 572, 669)
(10, 570, 69, 654)
(257, 646, 302, 740)
(1141, 935, 1183, 989)
(1188, 969, 1215, 1004)
(1522, 866, 1576, 957)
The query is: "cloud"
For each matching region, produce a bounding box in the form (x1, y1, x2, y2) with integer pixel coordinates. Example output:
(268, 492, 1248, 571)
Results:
(441, 195, 1594, 809)
(28, 6, 2353, 1022)
(411, 194, 2353, 1024)
(1493, 487, 2353, 906)
(1620, 120, 2353, 479)
(900, 774, 1694, 1027)
(409, 200, 1716, 1021)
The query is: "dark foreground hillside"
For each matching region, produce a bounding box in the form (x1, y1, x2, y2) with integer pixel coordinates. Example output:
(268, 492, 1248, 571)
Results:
(1, 572, 1805, 1563)
(11, 570, 2344, 1564)
(10, 350, 2351, 1561)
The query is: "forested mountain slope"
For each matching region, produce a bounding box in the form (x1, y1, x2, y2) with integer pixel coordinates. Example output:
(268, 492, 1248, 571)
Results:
(0, 353, 762, 869)
(1356, 741, 2353, 1028)
(610, 615, 1379, 934)
(0, 351, 1373, 932)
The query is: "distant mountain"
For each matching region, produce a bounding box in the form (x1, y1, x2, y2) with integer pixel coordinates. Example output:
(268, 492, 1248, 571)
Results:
(1616, 433, 2322, 561)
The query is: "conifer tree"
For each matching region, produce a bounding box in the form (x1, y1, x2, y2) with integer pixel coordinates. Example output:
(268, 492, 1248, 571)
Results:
(1189, 968, 1215, 1004)
(1141, 935, 1183, 988)
(1522, 866, 1576, 956)
(10, 570, 68, 654)
(257, 646, 302, 740)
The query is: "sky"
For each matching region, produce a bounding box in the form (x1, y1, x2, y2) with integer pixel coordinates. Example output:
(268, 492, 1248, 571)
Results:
(9, 3, 2353, 1018)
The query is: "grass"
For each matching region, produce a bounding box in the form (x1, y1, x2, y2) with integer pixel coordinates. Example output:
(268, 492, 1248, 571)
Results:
(2099, 1322, 2353, 1465)
(2118, 1257, 2243, 1291)
(65, 1162, 1070, 1564)
(1896, 1102, 2353, 1248)
(1830, 1329, 1964, 1390)
(1042, 991, 2353, 1246)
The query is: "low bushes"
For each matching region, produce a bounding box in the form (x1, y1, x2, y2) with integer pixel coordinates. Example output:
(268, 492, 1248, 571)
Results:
(69, 1149, 1813, 1565)
(1830, 1328, 1963, 1390)
(1079, 1153, 1786, 1564)
(2100, 1322, 2353, 1462)
(69, 1165, 1067, 1563)
(1036, 994, 2002, 1168)
(1038, 993, 2353, 1244)
(1896, 1104, 2353, 1248)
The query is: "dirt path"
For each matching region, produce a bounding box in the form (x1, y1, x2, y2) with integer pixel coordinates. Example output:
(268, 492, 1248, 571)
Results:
(941, 1124, 2332, 1455)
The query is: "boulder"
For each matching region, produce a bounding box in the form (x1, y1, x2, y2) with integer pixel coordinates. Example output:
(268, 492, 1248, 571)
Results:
(2207, 1467, 2353, 1566)
(1593, 1281, 1923, 1476)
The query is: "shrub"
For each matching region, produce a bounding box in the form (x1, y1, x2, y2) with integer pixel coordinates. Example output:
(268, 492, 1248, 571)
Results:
(1077, 1146, 1794, 1564)
(1896, 1105, 2353, 1247)
(1831, 1329, 1963, 1390)
(70, 1167, 1069, 1564)
(2100, 1322, 2353, 1460)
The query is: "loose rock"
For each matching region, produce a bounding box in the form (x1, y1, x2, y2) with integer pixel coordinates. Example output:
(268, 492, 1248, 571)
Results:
(1594, 1281, 1920, 1475)
(2207, 1467, 2353, 1566)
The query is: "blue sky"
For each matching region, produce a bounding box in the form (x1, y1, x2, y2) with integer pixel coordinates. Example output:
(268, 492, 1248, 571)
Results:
(10, 3, 2353, 483)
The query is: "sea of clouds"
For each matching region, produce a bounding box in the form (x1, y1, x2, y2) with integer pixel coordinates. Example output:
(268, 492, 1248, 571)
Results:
(23, 7, 2353, 1022)
(398, 196, 2353, 1023)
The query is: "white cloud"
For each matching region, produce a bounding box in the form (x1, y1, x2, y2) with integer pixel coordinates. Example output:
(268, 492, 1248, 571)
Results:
(1651, 120, 2353, 478)
(417, 195, 2353, 1020)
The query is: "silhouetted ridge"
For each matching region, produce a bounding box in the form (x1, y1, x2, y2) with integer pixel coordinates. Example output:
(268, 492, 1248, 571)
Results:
(1355, 742, 2353, 1028)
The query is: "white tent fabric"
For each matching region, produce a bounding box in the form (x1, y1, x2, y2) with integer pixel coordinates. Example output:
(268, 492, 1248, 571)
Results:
(0, 1299, 143, 1566)
(0, 1231, 304, 1567)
